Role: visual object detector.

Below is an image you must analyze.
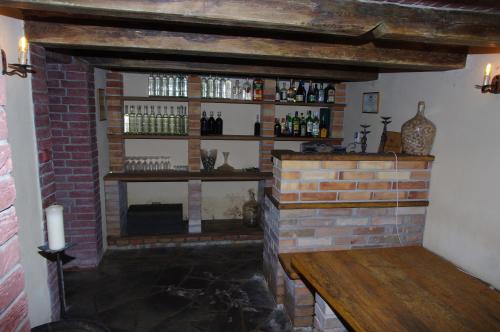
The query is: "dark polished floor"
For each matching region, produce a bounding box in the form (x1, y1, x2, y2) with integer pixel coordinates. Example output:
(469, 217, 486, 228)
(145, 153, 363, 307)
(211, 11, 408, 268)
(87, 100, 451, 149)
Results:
(65, 244, 291, 332)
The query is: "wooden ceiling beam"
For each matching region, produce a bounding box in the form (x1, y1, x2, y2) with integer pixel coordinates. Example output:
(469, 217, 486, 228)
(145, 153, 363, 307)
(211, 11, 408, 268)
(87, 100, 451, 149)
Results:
(25, 21, 466, 71)
(84, 57, 379, 81)
(3, 0, 500, 47)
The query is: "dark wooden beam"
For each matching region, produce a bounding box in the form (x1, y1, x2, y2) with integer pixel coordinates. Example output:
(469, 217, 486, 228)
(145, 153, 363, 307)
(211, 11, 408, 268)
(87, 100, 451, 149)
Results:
(25, 21, 466, 71)
(3, 0, 500, 47)
(85, 57, 378, 81)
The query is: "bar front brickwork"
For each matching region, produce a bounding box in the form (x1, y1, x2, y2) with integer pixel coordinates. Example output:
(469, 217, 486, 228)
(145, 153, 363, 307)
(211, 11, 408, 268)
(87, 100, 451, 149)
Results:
(263, 153, 432, 330)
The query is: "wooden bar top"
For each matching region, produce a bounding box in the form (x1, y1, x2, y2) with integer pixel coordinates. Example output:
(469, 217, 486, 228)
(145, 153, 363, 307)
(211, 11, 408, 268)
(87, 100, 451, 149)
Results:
(271, 150, 435, 161)
(288, 247, 500, 332)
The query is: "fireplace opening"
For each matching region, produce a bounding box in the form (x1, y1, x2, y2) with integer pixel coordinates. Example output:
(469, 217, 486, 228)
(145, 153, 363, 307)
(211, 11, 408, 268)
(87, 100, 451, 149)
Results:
(126, 203, 185, 235)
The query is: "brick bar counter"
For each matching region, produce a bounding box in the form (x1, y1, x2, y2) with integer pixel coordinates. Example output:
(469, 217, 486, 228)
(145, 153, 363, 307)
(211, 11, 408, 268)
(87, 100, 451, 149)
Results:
(262, 150, 434, 330)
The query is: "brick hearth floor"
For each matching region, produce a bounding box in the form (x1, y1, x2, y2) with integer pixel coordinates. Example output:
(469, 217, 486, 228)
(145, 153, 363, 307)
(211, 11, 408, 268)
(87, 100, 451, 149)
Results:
(65, 244, 292, 331)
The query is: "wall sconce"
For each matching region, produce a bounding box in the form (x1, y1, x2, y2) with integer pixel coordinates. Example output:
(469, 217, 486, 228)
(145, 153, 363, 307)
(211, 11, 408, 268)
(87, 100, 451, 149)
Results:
(1, 36, 36, 78)
(476, 63, 499, 94)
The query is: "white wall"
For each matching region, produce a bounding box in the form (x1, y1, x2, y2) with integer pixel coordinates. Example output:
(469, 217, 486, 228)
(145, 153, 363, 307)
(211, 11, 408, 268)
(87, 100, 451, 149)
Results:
(0, 13, 51, 326)
(94, 68, 109, 250)
(345, 54, 500, 289)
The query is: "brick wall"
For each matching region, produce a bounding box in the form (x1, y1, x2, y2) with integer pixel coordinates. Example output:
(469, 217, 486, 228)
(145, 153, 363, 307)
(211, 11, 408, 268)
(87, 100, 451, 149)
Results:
(0, 76, 30, 331)
(314, 293, 347, 332)
(273, 159, 431, 203)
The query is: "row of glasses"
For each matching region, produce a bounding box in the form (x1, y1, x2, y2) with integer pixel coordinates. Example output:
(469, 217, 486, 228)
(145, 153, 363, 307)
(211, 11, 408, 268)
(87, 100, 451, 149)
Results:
(125, 156, 171, 172)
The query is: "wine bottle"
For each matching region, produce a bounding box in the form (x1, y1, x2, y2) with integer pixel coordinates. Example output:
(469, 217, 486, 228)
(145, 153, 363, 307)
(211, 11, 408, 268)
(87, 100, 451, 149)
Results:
(286, 113, 293, 136)
(123, 105, 130, 133)
(325, 83, 336, 103)
(207, 76, 214, 98)
(129, 105, 136, 133)
(300, 113, 306, 137)
(208, 111, 216, 135)
(275, 80, 280, 102)
(136, 106, 143, 134)
(314, 84, 320, 103)
(148, 74, 154, 96)
(149, 106, 156, 134)
(307, 81, 316, 103)
(287, 80, 295, 102)
(317, 83, 325, 103)
(320, 113, 329, 138)
(215, 112, 223, 135)
(154, 74, 161, 97)
(295, 80, 305, 103)
(280, 118, 287, 136)
(169, 106, 176, 135)
(183, 107, 189, 135)
(161, 75, 168, 96)
(274, 118, 281, 137)
(156, 107, 163, 134)
(200, 110, 208, 136)
(306, 110, 313, 137)
(293, 111, 300, 136)
(176, 106, 182, 135)
(312, 112, 320, 137)
(280, 82, 288, 102)
(254, 115, 261, 136)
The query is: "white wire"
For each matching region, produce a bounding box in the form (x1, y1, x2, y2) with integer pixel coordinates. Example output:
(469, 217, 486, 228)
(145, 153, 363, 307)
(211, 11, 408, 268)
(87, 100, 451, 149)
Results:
(390, 151, 403, 246)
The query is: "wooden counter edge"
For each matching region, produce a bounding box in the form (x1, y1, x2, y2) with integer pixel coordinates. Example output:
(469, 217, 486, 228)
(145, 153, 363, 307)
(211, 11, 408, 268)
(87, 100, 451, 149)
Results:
(271, 150, 435, 162)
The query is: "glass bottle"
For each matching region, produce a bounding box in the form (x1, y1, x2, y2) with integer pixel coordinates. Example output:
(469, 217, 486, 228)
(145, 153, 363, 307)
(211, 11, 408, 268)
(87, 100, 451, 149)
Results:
(200, 110, 208, 136)
(208, 111, 216, 135)
(320, 113, 329, 138)
(253, 78, 264, 101)
(286, 113, 293, 136)
(307, 81, 316, 103)
(325, 83, 336, 103)
(168, 75, 175, 97)
(254, 115, 261, 137)
(275, 80, 280, 102)
(220, 77, 227, 99)
(154, 74, 161, 97)
(129, 105, 136, 133)
(295, 80, 306, 103)
(306, 110, 313, 137)
(156, 107, 163, 134)
(207, 76, 214, 98)
(123, 105, 130, 133)
(300, 113, 306, 136)
(280, 118, 286, 136)
(201, 77, 208, 98)
(214, 77, 221, 99)
(169, 106, 176, 135)
(142, 106, 149, 134)
(242, 79, 252, 100)
(280, 82, 287, 102)
(174, 75, 180, 97)
(225, 79, 232, 99)
(287, 79, 296, 102)
(161, 74, 168, 96)
(149, 106, 157, 134)
(162, 106, 169, 135)
(215, 111, 223, 135)
(292, 111, 300, 136)
(312, 112, 320, 138)
(136, 106, 143, 134)
(242, 189, 259, 227)
(175, 106, 182, 135)
(148, 74, 154, 96)
(317, 83, 325, 103)
(181, 75, 188, 97)
(233, 80, 241, 100)
(183, 106, 189, 135)
(274, 118, 281, 137)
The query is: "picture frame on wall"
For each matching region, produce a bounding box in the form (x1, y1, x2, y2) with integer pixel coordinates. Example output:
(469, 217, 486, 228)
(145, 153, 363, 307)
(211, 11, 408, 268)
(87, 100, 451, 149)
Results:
(362, 92, 380, 114)
(98, 88, 107, 121)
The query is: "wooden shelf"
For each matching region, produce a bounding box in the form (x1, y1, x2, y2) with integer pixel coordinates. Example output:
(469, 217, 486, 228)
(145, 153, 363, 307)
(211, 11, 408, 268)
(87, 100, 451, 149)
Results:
(200, 98, 272, 105)
(274, 136, 343, 143)
(104, 170, 272, 182)
(122, 96, 188, 102)
(200, 135, 263, 141)
(118, 134, 189, 140)
(275, 102, 346, 107)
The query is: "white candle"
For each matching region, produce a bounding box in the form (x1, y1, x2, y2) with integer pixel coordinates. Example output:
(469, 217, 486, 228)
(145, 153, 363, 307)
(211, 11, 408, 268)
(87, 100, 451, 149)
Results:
(483, 63, 492, 86)
(45, 205, 65, 250)
(18, 36, 28, 65)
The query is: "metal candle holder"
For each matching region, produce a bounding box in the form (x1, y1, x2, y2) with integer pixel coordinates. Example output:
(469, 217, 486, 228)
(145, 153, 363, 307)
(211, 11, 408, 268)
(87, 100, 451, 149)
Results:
(378, 116, 392, 153)
(1, 49, 35, 78)
(360, 124, 371, 153)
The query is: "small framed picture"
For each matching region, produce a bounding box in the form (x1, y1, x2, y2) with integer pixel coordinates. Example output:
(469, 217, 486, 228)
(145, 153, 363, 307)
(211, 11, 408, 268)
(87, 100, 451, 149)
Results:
(98, 88, 107, 121)
(362, 92, 380, 114)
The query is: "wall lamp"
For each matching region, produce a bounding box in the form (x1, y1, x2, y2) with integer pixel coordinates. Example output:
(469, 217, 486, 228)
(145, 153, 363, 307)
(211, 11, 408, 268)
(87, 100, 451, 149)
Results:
(1, 36, 35, 78)
(476, 63, 499, 94)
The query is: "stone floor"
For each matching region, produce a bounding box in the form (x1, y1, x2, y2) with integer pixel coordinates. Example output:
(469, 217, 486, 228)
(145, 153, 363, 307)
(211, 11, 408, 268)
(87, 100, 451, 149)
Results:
(65, 244, 292, 332)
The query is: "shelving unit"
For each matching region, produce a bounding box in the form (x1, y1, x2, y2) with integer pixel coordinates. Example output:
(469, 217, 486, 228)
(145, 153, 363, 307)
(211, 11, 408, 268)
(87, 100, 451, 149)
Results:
(105, 74, 347, 238)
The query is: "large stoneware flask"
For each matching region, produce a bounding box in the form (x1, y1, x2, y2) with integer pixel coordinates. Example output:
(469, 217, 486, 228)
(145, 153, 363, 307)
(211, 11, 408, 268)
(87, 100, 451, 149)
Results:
(401, 101, 436, 155)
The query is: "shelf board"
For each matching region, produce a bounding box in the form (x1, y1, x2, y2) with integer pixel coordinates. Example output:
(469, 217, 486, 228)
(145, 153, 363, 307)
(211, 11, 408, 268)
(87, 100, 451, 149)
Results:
(122, 96, 188, 102)
(275, 102, 346, 107)
(103, 170, 272, 182)
(118, 134, 189, 140)
(274, 136, 343, 142)
(200, 98, 272, 105)
(200, 135, 263, 141)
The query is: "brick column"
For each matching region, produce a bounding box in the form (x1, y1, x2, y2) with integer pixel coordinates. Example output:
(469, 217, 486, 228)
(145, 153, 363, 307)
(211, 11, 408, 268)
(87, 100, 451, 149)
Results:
(314, 293, 347, 332)
(0, 76, 30, 331)
(187, 75, 202, 233)
(105, 72, 124, 172)
(331, 83, 346, 139)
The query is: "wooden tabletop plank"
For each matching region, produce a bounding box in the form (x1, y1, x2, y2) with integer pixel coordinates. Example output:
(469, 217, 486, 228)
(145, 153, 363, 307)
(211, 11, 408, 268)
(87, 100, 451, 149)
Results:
(290, 247, 500, 331)
(278, 253, 300, 280)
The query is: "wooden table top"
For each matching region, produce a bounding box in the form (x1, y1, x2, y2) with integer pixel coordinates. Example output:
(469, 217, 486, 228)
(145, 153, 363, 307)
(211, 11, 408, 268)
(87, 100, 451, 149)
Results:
(289, 246, 500, 332)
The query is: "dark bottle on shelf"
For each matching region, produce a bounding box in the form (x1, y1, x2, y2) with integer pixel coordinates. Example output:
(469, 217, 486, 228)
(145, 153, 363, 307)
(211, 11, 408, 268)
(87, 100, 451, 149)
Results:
(295, 80, 305, 103)
(274, 118, 281, 137)
(324, 83, 336, 103)
(317, 83, 325, 103)
(306, 110, 313, 137)
(254, 115, 261, 136)
(287, 80, 296, 102)
(208, 111, 216, 135)
(307, 81, 316, 103)
(200, 110, 208, 136)
(312, 112, 320, 137)
(292, 111, 300, 136)
(314, 84, 320, 102)
(320, 113, 329, 138)
(280, 118, 287, 135)
(215, 112, 223, 135)
(286, 113, 293, 135)
(275, 80, 280, 102)
(300, 113, 306, 137)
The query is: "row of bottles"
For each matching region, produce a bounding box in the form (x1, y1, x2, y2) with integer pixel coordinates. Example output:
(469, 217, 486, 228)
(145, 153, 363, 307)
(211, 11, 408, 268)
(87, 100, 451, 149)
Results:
(273, 111, 328, 138)
(123, 105, 188, 135)
(275, 80, 336, 104)
(148, 73, 188, 97)
(201, 77, 264, 101)
(200, 111, 224, 135)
